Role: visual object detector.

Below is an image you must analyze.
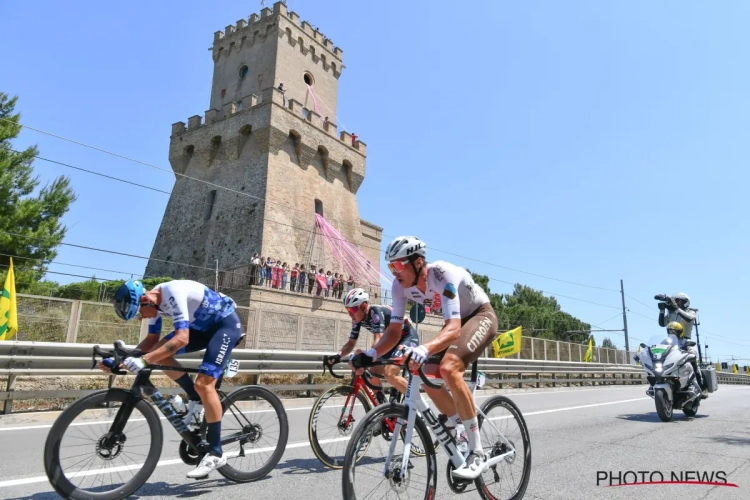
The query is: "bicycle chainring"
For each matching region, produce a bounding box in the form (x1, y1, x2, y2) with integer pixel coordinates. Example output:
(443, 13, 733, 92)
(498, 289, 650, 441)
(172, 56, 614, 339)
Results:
(446, 460, 472, 493)
(178, 430, 202, 465)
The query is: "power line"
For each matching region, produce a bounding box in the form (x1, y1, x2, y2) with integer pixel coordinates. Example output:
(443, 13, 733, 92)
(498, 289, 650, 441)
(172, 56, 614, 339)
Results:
(486, 275, 621, 310)
(625, 293, 655, 312)
(4, 117, 621, 293)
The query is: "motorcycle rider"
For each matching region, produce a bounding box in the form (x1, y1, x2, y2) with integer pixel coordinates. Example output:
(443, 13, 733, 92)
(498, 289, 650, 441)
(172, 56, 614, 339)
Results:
(657, 292, 707, 398)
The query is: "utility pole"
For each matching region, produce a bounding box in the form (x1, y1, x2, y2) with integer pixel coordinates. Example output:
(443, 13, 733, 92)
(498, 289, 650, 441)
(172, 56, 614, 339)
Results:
(620, 279, 630, 356)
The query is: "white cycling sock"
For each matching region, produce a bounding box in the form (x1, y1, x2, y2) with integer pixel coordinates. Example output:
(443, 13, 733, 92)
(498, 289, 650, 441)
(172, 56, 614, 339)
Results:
(448, 414, 462, 428)
(463, 417, 482, 453)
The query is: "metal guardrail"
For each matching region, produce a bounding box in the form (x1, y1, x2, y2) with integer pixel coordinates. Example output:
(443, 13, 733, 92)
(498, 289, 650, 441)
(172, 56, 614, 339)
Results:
(1, 341, 748, 414)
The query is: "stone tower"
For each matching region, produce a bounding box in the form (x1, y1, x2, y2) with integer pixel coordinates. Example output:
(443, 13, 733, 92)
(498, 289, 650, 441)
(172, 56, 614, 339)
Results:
(146, 1, 382, 284)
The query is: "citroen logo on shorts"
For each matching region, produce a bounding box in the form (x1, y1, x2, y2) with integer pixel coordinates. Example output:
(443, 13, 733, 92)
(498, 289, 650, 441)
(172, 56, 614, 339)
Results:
(467, 317, 493, 353)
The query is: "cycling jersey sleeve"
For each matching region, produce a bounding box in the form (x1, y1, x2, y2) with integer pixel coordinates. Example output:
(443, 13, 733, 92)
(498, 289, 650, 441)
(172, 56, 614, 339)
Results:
(390, 281, 406, 324)
(162, 283, 190, 330)
(369, 307, 387, 334)
(147, 315, 163, 336)
(349, 321, 362, 340)
(434, 265, 461, 321)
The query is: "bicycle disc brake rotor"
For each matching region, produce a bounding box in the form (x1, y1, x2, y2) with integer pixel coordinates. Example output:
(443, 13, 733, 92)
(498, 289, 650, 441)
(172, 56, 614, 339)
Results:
(241, 423, 263, 444)
(388, 456, 411, 493)
(96, 433, 125, 461)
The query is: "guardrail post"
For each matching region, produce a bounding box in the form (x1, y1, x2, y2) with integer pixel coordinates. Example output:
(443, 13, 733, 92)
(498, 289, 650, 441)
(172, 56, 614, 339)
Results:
(307, 374, 314, 397)
(3, 375, 17, 414)
(536, 373, 541, 388)
(552, 373, 556, 387)
(518, 373, 522, 389)
(566, 373, 571, 387)
(65, 300, 82, 343)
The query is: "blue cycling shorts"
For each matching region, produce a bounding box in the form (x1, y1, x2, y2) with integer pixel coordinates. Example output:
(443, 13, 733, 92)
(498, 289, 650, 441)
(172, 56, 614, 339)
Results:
(380, 322, 420, 361)
(162, 311, 243, 379)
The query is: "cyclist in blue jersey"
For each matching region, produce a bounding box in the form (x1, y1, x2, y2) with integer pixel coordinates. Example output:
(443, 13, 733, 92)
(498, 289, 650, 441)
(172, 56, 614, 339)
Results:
(109, 279, 243, 478)
(326, 288, 418, 403)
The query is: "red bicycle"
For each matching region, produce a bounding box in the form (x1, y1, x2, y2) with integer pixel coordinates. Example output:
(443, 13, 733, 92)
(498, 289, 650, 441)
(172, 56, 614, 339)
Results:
(307, 355, 439, 469)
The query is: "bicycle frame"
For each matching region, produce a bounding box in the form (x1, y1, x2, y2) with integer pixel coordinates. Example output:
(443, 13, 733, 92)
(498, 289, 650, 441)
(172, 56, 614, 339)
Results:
(340, 370, 401, 432)
(387, 362, 517, 479)
(103, 365, 245, 456)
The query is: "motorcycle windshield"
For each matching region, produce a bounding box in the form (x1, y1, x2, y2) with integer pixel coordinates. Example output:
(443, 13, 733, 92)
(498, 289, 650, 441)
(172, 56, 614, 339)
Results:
(646, 334, 679, 348)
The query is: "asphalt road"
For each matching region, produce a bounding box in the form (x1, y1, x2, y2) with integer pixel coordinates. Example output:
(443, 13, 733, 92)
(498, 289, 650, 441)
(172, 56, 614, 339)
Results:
(0, 384, 748, 499)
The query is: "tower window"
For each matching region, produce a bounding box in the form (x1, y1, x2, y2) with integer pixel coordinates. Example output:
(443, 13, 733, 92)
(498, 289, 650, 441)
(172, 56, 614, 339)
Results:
(205, 190, 217, 220)
(304, 72, 314, 86)
(239, 65, 249, 79)
(237, 100, 243, 111)
(314, 199, 323, 217)
(221, 89, 226, 98)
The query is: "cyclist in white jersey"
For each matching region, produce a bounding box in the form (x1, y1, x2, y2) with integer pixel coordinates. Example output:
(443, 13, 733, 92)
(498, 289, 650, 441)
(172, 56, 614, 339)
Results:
(109, 279, 243, 478)
(350, 236, 498, 480)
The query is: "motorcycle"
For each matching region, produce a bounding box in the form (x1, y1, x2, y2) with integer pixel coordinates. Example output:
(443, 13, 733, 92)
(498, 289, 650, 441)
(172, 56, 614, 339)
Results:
(634, 333, 702, 422)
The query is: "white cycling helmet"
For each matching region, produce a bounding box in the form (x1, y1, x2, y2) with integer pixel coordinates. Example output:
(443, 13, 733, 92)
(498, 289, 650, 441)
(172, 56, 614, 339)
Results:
(385, 236, 426, 262)
(673, 292, 690, 308)
(344, 288, 369, 308)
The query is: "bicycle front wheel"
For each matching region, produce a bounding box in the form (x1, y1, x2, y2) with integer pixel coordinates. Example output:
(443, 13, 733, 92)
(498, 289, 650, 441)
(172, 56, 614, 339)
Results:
(308, 384, 372, 469)
(342, 403, 437, 500)
(216, 385, 289, 483)
(476, 395, 532, 500)
(43, 389, 163, 500)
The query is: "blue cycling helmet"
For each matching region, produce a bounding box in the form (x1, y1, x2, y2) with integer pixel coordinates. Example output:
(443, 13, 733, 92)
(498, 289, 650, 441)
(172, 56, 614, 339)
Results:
(113, 279, 145, 320)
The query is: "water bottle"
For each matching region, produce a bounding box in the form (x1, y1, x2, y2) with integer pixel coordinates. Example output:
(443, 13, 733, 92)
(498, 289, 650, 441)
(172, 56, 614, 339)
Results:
(169, 394, 185, 413)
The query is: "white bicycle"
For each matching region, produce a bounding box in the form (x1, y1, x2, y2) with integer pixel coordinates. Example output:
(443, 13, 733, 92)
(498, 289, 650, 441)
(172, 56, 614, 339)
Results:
(341, 358, 531, 500)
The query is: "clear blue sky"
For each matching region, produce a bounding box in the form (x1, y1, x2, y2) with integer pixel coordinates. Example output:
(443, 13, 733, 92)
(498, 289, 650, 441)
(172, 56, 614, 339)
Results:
(2, 0, 749, 361)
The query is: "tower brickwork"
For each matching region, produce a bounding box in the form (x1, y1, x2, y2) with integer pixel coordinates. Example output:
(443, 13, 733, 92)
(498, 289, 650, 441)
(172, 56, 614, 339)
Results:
(146, 1, 382, 284)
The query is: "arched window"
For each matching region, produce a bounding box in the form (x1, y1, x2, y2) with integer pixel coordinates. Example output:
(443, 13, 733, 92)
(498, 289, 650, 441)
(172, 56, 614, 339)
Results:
(314, 199, 323, 217)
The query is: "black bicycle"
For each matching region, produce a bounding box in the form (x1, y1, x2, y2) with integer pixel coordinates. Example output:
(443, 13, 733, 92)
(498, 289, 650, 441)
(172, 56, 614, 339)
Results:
(43, 339, 289, 500)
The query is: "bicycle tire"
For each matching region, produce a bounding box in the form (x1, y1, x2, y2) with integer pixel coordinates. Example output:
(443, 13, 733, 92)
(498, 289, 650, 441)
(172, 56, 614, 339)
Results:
(216, 385, 289, 482)
(43, 389, 163, 500)
(308, 384, 372, 469)
(342, 403, 437, 500)
(475, 395, 532, 500)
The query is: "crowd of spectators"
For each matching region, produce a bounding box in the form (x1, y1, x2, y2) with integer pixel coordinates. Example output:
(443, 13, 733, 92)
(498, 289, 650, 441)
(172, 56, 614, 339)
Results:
(249, 254, 356, 298)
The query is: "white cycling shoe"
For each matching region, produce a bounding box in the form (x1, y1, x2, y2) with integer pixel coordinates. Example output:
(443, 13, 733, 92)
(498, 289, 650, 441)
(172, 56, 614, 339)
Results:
(187, 453, 227, 479)
(451, 451, 488, 480)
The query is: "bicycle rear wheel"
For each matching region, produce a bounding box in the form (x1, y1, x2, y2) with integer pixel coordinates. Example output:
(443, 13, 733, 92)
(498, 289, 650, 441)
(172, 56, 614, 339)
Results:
(216, 385, 289, 482)
(475, 395, 532, 500)
(43, 389, 163, 500)
(342, 404, 437, 500)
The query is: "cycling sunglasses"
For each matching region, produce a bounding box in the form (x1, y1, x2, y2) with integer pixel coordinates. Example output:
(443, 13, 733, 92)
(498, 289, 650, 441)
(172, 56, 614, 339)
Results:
(387, 258, 410, 275)
(346, 306, 360, 315)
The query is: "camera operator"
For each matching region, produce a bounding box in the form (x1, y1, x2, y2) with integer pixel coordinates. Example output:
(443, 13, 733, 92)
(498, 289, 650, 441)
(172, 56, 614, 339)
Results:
(657, 292, 707, 398)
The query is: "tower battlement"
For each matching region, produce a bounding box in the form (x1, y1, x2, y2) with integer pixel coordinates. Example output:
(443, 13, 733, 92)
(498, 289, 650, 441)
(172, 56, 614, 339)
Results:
(169, 86, 366, 193)
(212, 1, 343, 77)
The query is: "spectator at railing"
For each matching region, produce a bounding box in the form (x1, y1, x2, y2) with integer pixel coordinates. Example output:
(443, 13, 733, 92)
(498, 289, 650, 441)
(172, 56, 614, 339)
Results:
(347, 276, 355, 292)
(298, 264, 307, 292)
(265, 257, 274, 287)
(290, 263, 299, 292)
(281, 262, 289, 291)
(272, 260, 283, 288)
(316, 268, 327, 296)
(250, 253, 261, 285)
(325, 271, 333, 297)
(308, 264, 316, 294)
(258, 256, 266, 286)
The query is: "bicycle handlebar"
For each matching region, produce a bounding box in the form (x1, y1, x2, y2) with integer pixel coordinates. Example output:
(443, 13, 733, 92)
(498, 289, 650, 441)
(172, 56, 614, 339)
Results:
(322, 355, 345, 379)
(91, 341, 144, 376)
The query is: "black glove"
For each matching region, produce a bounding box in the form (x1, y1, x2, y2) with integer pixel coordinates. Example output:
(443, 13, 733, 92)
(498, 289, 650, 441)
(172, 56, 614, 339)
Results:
(658, 302, 666, 310)
(326, 354, 341, 367)
(351, 352, 374, 369)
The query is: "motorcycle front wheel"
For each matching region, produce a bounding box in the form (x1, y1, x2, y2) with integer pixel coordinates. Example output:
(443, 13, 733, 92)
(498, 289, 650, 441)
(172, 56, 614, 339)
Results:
(655, 390, 673, 422)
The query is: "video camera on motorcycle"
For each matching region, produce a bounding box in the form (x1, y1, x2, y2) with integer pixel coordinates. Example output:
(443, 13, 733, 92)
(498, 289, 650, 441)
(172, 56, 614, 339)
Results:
(654, 294, 677, 311)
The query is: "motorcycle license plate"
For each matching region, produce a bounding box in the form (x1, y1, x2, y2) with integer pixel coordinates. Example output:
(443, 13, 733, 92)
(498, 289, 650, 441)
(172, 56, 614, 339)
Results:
(224, 359, 240, 378)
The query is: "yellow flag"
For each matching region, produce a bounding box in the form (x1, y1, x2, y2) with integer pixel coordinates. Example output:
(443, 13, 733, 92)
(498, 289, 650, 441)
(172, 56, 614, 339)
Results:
(635, 345, 641, 366)
(716, 361, 721, 372)
(732, 364, 738, 374)
(583, 337, 593, 362)
(492, 326, 522, 358)
(0, 258, 19, 341)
